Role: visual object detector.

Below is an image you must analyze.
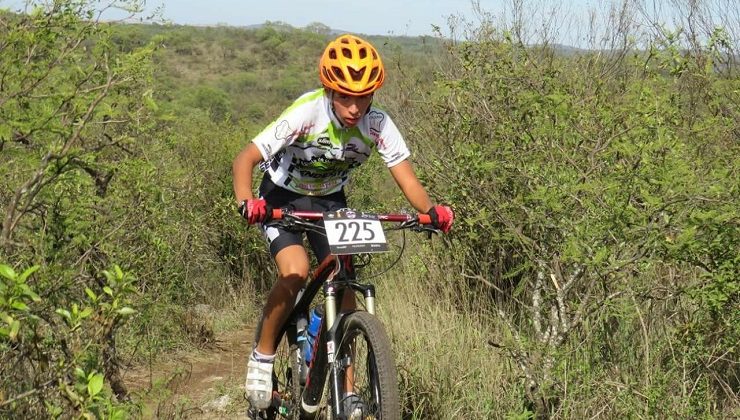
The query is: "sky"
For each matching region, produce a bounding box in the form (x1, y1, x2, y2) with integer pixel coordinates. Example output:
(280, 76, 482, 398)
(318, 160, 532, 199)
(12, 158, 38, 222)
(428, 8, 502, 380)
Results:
(132, 0, 602, 38)
(2, 0, 602, 39)
(128, 0, 509, 36)
(4, 1, 722, 48)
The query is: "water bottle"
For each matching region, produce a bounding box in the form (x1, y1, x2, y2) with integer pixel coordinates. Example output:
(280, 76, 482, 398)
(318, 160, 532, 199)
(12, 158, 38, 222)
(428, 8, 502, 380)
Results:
(304, 306, 324, 366)
(295, 314, 309, 384)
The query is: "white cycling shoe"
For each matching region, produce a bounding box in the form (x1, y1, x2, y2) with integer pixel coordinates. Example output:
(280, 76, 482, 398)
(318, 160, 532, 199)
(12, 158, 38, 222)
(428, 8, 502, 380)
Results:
(245, 354, 274, 410)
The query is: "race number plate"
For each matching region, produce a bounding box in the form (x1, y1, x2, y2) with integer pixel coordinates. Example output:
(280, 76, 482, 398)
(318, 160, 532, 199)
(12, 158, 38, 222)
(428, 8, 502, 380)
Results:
(324, 210, 388, 254)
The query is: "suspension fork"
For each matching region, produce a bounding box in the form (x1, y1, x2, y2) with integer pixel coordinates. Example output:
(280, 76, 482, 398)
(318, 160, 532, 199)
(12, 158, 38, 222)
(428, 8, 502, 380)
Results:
(325, 279, 377, 418)
(323, 281, 342, 418)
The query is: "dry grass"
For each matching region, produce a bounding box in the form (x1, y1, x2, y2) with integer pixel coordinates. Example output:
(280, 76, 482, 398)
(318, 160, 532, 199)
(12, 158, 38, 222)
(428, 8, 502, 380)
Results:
(371, 241, 523, 419)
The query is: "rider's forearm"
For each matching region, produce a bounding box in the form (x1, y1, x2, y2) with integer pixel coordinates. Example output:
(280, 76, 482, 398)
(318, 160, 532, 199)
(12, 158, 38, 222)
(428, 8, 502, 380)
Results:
(389, 160, 434, 213)
(233, 143, 264, 204)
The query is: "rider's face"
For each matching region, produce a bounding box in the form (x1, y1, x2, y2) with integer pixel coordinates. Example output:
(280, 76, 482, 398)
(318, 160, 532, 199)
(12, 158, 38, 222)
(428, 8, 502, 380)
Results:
(331, 91, 373, 128)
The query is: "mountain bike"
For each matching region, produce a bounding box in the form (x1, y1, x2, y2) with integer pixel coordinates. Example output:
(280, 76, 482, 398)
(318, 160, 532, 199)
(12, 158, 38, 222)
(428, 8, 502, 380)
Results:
(247, 208, 437, 420)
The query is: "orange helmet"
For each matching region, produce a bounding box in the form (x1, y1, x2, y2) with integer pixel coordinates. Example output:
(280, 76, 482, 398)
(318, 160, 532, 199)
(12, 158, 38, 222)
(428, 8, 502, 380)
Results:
(319, 34, 385, 96)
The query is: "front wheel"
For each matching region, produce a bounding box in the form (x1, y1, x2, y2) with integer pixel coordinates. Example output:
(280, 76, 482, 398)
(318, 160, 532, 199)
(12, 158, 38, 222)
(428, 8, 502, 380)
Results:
(335, 311, 400, 419)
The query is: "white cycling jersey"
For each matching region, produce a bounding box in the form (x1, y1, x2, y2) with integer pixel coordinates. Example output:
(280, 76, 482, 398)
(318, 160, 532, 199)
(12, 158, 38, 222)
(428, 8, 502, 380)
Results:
(251, 88, 410, 196)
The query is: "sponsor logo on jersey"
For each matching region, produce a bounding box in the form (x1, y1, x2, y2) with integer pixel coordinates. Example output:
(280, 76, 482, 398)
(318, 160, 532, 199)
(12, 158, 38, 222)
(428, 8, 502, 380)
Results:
(260, 143, 273, 158)
(275, 120, 314, 142)
(316, 135, 332, 147)
(367, 111, 385, 135)
(275, 120, 293, 141)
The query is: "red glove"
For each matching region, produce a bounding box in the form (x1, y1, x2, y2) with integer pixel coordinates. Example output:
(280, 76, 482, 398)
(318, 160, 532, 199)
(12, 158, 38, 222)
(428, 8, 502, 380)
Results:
(239, 198, 269, 224)
(428, 205, 454, 233)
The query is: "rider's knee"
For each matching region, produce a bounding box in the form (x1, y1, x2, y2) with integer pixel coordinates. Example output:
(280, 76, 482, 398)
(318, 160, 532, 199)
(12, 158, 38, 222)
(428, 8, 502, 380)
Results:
(277, 270, 308, 292)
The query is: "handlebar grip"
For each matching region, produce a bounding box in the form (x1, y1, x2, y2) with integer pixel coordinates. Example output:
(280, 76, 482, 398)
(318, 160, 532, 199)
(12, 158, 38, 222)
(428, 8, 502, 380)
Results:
(271, 208, 283, 220)
(418, 214, 432, 225)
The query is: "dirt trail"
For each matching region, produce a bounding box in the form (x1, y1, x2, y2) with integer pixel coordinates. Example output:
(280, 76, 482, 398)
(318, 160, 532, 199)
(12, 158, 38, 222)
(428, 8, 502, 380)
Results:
(126, 328, 253, 419)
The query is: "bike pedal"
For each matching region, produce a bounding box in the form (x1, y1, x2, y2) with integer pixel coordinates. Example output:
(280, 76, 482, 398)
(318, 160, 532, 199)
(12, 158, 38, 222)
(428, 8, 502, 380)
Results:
(270, 390, 292, 415)
(246, 407, 259, 420)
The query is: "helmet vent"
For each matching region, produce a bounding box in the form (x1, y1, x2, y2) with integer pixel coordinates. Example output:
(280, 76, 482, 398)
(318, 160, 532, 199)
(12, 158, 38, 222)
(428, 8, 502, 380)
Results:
(348, 67, 365, 82)
(359, 48, 367, 59)
(331, 66, 346, 82)
(322, 67, 334, 82)
(341, 48, 352, 59)
(329, 49, 337, 60)
(368, 67, 379, 82)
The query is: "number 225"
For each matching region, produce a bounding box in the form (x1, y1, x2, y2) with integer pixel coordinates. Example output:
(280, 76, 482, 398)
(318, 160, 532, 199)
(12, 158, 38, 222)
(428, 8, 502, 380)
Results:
(336, 221, 375, 242)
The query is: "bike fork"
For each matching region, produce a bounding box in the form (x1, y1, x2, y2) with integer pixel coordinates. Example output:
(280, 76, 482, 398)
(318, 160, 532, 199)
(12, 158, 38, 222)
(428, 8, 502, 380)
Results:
(324, 281, 377, 419)
(324, 282, 343, 418)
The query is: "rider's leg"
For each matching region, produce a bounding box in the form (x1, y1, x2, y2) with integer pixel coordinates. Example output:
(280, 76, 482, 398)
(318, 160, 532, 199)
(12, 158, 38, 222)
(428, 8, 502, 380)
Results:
(255, 244, 310, 355)
(246, 244, 309, 410)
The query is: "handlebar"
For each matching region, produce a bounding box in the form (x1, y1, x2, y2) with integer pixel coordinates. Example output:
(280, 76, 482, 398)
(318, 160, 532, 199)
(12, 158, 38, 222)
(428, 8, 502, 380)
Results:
(270, 208, 433, 225)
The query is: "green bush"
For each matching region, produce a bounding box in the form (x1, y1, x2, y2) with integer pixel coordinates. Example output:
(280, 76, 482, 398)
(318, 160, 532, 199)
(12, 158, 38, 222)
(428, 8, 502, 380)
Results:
(387, 13, 738, 418)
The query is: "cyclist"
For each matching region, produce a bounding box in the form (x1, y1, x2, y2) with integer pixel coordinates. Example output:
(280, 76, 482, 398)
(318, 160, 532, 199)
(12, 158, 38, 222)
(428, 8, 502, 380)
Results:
(232, 34, 454, 413)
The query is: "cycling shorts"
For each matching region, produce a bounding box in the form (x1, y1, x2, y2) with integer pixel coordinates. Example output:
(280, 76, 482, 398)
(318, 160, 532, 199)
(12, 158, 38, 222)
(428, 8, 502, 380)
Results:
(258, 175, 347, 262)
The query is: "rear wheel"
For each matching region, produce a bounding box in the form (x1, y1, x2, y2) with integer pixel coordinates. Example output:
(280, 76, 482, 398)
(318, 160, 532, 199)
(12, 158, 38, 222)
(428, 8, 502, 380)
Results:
(335, 311, 400, 419)
(273, 339, 303, 419)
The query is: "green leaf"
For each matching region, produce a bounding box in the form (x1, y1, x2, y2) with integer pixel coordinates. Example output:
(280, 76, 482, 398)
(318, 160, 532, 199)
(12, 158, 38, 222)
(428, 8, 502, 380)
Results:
(79, 307, 93, 318)
(17, 265, 39, 283)
(75, 367, 86, 381)
(0, 264, 16, 280)
(55, 308, 72, 322)
(116, 307, 136, 316)
(114, 265, 124, 280)
(110, 409, 127, 420)
(11, 301, 29, 311)
(9, 320, 20, 340)
(19, 284, 41, 302)
(87, 373, 104, 397)
(85, 288, 97, 302)
(103, 286, 113, 296)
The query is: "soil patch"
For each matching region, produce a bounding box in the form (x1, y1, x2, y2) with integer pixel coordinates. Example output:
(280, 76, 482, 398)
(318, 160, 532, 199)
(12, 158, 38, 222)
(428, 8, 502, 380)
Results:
(126, 327, 253, 419)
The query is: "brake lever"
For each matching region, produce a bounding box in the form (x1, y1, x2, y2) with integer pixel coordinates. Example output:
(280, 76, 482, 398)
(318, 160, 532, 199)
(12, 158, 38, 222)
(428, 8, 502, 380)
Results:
(406, 222, 440, 237)
(265, 214, 300, 229)
(267, 215, 327, 236)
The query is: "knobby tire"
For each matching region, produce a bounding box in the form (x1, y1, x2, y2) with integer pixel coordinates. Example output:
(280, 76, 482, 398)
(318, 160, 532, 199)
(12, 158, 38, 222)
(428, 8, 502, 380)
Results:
(334, 311, 400, 420)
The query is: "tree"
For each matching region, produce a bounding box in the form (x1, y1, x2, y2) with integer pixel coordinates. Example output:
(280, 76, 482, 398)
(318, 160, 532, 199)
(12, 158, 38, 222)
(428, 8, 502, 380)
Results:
(0, 1, 154, 417)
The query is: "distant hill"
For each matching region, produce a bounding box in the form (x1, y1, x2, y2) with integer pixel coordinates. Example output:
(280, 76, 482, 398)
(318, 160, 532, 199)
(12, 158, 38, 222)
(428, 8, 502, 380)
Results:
(243, 21, 351, 36)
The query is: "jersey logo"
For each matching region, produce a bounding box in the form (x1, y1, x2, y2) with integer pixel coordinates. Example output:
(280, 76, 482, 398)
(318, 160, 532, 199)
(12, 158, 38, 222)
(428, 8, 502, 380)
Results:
(260, 143, 274, 158)
(275, 120, 314, 142)
(275, 120, 293, 141)
(316, 135, 332, 147)
(367, 111, 384, 135)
